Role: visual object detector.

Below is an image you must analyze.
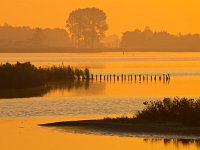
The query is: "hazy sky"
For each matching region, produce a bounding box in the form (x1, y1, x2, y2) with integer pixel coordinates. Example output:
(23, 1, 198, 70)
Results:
(0, 0, 200, 36)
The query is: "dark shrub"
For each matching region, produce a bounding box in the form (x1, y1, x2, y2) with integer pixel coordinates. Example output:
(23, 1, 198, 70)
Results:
(137, 97, 200, 125)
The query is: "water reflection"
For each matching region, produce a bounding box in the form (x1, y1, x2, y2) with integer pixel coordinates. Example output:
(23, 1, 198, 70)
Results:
(47, 124, 200, 150)
(0, 80, 92, 99)
(144, 138, 200, 148)
(0, 78, 172, 99)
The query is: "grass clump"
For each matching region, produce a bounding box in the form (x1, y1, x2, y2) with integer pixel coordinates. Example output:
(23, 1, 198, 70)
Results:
(137, 97, 200, 125)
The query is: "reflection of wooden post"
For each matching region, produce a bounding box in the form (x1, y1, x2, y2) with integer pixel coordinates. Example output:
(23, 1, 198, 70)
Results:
(113, 74, 116, 81)
(107, 75, 109, 80)
(122, 74, 124, 80)
(96, 75, 98, 80)
(117, 76, 119, 81)
(100, 74, 102, 81)
(159, 76, 161, 80)
(135, 75, 137, 80)
(143, 75, 145, 80)
(139, 74, 141, 80)
(146, 74, 148, 80)
(151, 75, 152, 80)
(154, 75, 156, 80)
(104, 75, 106, 80)
(131, 75, 133, 81)
(110, 74, 112, 80)
(163, 74, 165, 80)
(91, 74, 94, 80)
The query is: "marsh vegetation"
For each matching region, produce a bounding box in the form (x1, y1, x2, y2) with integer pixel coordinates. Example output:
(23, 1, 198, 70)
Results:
(0, 62, 90, 89)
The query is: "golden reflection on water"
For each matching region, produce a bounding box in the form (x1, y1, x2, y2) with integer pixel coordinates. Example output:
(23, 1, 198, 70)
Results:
(1, 52, 200, 150)
(0, 116, 199, 150)
(43, 76, 200, 98)
(1, 76, 199, 99)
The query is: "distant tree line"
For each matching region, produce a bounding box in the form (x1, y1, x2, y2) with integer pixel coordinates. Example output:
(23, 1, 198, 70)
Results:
(0, 62, 90, 89)
(121, 27, 200, 51)
(0, 24, 72, 49)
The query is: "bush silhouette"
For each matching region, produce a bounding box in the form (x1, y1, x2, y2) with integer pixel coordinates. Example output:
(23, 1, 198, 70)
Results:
(137, 97, 200, 125)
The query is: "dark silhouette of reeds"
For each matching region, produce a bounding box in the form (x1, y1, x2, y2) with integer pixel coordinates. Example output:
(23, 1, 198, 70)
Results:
(0, 62, 90, 89)
(137, 97, 200, 125)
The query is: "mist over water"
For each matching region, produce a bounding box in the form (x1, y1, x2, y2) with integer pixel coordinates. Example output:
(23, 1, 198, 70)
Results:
(1, 52, 200, 76)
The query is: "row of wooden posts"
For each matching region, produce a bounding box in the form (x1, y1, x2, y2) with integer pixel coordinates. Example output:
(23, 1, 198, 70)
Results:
(88, 74, 171, 81)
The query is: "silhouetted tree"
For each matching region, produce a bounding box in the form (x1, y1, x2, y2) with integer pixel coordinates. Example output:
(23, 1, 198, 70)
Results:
(66, 7, 108, 48)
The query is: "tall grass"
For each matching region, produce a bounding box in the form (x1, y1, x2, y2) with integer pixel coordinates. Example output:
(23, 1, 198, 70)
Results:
(137, 97, 200, 125)
(0, 62, 90, 89)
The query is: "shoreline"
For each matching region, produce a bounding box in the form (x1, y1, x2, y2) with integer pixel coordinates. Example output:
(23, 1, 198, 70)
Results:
(1, 48, 200, 53)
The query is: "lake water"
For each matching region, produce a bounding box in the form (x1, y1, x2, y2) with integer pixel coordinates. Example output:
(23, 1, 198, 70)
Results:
(0, 52, 200, 150)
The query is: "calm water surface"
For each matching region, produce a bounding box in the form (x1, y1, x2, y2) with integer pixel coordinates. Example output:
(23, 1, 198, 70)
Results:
(0, 52, 200, 150)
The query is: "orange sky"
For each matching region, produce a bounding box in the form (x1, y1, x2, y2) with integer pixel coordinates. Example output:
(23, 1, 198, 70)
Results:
(0, 0, 200, 36)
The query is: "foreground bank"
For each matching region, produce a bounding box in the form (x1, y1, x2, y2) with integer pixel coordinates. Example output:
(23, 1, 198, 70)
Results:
(41, 97, 200, 137)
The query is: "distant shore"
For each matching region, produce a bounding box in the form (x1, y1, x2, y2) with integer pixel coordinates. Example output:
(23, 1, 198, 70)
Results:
(1, 47, 200, 53)
(40, 118, 200, 137)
